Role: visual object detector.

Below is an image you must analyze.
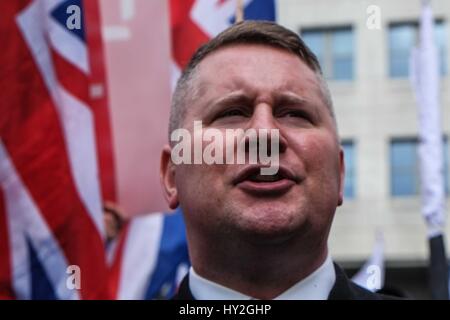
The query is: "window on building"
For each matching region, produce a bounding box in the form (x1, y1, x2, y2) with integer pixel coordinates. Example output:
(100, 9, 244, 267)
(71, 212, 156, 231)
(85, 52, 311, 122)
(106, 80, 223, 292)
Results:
(390, 138, 449, 196)
(389, 21, 447, 78)
(342, 140, 355, 199)
(302, 27, 354, 80)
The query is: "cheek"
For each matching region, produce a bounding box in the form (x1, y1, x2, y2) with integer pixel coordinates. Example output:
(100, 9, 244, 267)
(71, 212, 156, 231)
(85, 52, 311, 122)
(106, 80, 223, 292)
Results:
(175, 164, 228, 226)
(294, 132, 341, 179)
(175, 164, 225, 202)
(296, 135, 341, 222)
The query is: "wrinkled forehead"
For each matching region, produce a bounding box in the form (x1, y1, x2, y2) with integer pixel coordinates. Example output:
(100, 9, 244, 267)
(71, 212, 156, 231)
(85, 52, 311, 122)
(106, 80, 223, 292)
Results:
(192, 44, 323, 101)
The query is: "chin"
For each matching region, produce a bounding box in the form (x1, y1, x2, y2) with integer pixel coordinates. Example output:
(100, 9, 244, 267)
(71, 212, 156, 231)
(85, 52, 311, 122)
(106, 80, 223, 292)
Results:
(234, 206, 307, 243)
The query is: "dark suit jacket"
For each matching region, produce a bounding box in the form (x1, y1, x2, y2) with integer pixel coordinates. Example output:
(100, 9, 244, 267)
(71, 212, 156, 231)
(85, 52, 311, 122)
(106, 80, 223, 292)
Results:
(172, 263, 394, 300)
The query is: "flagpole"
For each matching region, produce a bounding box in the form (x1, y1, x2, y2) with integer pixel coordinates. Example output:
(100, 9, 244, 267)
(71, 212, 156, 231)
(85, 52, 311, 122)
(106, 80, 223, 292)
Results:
(235, 0, 244, 23)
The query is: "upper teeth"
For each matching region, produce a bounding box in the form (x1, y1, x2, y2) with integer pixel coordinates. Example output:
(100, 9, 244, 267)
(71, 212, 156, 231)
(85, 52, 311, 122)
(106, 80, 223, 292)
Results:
(249, 173, 281, 182)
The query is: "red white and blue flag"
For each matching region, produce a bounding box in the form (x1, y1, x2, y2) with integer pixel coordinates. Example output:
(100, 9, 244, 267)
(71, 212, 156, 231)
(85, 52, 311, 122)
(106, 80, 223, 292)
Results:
(170, 0, 276, 86)
(0, 0, 113, 299)
(108, 208, 189, 300)
(0, 0, 276, 300)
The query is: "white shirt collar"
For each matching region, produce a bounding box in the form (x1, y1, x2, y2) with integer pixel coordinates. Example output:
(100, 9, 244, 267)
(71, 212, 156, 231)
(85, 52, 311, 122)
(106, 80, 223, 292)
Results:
(189, 254, 336, 300)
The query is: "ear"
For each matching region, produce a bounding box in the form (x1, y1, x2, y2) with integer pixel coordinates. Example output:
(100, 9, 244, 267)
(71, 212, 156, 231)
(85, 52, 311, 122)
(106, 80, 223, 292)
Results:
(337, 147, 345, 206)
(160, 144, 179, 209)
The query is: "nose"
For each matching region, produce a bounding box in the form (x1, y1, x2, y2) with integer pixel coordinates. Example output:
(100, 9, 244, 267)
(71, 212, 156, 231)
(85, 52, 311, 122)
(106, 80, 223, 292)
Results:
(248, 103, 276, 130)
(244, 104, 287, 155)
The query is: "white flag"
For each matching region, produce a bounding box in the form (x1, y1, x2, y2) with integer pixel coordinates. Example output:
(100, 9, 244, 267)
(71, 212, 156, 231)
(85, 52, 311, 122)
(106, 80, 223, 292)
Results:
(410, 0, 446, 237)
(352, 231, 385, 292)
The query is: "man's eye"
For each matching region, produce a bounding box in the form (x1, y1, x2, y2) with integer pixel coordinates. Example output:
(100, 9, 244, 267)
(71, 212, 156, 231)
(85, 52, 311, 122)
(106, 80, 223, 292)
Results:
(217, 108, 248, 118)
(276, 109, 315, 126)
(280, 110, 310, 119)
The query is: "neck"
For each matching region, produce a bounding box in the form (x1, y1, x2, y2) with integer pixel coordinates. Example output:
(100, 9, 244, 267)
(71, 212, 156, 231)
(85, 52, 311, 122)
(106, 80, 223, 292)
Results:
(189, 232, 329, 299)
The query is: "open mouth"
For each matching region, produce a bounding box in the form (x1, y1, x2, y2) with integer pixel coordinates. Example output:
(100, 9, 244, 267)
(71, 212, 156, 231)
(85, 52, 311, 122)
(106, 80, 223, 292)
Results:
(233, 166, 298, 195)
(247, 172, 284, 183)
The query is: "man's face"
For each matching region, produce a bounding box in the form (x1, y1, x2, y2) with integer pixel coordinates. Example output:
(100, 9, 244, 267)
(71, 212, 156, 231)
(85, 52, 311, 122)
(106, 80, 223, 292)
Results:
(162, 44, 345, 244)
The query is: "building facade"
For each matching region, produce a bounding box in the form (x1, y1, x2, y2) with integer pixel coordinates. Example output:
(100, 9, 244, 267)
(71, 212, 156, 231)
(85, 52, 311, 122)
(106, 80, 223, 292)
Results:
(277, 0, 450, 274)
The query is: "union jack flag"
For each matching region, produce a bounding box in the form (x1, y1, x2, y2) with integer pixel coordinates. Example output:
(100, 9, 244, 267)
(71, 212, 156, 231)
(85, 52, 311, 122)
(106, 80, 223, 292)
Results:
(0, 0, 276, 300)
(170, 0, 276, 86)
(0, 0, 113, 299)
(108, 208, 189, 300)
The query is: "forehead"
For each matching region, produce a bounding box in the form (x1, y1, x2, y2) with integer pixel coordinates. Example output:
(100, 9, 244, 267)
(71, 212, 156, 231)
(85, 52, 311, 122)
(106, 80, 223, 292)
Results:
(194, 44, 321, 97)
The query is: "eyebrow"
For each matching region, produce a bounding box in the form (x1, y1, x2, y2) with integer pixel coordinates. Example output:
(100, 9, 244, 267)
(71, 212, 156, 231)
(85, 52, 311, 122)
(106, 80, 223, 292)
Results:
(274, 92, 321, 120)
(273, 92, 308, 106)
(208, 91, 254, 110)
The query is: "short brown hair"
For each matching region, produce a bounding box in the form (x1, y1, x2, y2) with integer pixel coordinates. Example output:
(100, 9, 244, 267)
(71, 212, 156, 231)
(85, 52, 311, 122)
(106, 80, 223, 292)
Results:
(169, 20, 334, 138)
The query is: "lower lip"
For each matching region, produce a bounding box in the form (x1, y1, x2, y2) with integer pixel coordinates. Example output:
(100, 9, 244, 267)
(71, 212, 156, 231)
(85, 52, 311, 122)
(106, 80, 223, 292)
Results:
(237, 179, 296, 196)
